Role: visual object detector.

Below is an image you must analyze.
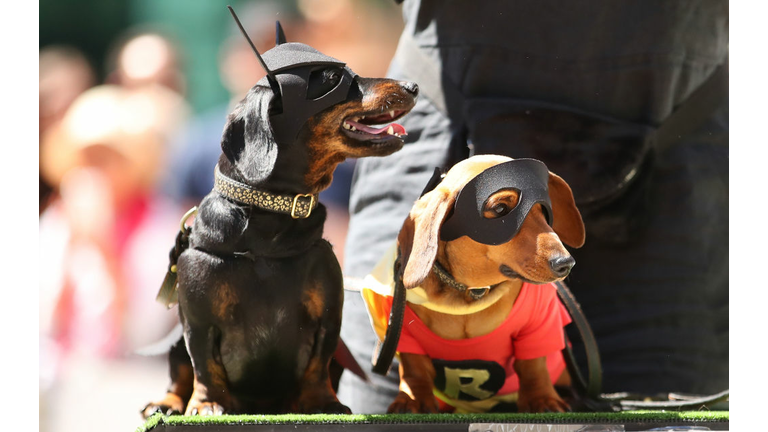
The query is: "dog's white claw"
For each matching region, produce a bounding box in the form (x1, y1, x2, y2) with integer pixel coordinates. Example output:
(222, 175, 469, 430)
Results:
(387, 126, 394, 135)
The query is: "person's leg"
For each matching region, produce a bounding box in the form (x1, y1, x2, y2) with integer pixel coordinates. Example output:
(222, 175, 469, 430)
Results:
(566, 104, 729, 395)
(337, 290, 401, 413)
(337, 66, 452, 412)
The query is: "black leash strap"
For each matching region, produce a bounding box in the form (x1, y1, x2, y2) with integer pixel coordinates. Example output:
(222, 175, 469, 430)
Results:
(372, 256, 406, 376)
(555, 281, 603, 400)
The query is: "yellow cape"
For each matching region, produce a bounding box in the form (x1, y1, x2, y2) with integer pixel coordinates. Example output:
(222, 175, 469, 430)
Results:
(361, 243, 512, 341)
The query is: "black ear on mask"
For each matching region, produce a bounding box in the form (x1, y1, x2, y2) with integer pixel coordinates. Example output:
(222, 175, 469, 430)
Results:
(275, 21, 287, 45)
(220, 85, 279, 184)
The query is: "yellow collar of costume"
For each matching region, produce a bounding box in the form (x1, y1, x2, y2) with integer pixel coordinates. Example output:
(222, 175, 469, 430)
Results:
(362, 243, 510, 316)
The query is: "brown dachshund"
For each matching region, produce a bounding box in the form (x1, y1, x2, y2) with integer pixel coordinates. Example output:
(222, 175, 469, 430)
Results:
(363, 155, 585, 414)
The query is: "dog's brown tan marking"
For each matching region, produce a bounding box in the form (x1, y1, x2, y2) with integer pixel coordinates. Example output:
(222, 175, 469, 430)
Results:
(144, 392, 185, 418)
(295, 352, 349, 413)
(213, 282, 238, 321)
(303, 78, 417, 192)
(302, 285, 325, 320)
(207, 359, 229, 392)
(184, 360, 232, 416)
(142, 363, 194, 417)
(142, 343, 195, 417)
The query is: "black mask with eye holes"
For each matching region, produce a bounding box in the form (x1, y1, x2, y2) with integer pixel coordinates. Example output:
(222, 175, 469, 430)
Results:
(439, 159, 553, 246)
(258, 42, 358, 147)
(228, 7, 358, 148)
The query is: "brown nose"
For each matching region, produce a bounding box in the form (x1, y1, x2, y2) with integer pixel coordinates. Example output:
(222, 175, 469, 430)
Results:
(549, 255, 575, 278)
(400, 81, 419, 96)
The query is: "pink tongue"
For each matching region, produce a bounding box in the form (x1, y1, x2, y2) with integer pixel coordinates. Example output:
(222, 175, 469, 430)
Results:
(347, 120, 407, 136)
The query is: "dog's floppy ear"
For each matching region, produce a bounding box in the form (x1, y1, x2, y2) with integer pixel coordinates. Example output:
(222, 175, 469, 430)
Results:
(221, 86, 278, 184)
(548, 172, 586, 248)
(397, 189, 455, 289)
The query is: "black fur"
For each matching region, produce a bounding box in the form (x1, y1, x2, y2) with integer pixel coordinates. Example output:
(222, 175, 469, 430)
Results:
(143, 68, 418, 416)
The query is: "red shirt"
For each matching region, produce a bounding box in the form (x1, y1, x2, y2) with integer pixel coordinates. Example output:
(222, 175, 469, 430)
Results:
(389, 282, 571, 398)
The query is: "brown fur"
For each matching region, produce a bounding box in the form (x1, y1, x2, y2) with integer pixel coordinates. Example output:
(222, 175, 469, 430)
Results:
(140, 362, 194, 418)
(304, 79, 417, 192)
(184, 359, 232, 415)
(295, 355, 339, 413)
(302, 286, 325, 320)
(213, 283, 238, 321)
(389, 155, 585, 414)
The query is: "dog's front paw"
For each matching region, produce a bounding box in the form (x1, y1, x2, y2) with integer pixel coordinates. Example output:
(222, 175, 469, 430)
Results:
(298, 400, 352, 414)
(185, 400, 226, 416)
(297, 389, 352, 414)
(141, 393, 185, 418)
(517, 394, 570, 413)
(387, 391, 439, 414)
(319, 401, 352, 414)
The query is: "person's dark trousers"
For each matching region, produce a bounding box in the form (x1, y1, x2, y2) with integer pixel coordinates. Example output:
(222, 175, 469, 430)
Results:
(337, 0, 728, 413)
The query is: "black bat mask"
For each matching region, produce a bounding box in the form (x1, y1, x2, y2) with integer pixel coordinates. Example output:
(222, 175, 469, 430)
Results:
(258, 43, 357, 146)
(229, 7, 358, 147)
(440, 159, 553, 246)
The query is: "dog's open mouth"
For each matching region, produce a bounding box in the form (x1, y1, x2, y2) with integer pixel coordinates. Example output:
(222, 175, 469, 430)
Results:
(342, 110, 408, 143)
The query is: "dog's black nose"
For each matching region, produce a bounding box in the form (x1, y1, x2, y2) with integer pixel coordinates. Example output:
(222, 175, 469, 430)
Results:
(401, 81, 419, 96)
(549, 255, 575, 278)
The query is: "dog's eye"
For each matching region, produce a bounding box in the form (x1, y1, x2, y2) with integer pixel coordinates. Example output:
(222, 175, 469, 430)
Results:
(482, 191, 519, 219)
(482, 203, 512, 219)
(492, 203, 510, 216)
(307, 67, 344, 99)
(324, 69, 341, 85)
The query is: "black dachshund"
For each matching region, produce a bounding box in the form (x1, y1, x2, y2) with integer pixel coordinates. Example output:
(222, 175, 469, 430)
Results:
(142, 22, 418, 416)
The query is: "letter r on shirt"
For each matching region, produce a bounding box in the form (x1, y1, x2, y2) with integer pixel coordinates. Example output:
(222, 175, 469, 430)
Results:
(442, 367, 494, 400)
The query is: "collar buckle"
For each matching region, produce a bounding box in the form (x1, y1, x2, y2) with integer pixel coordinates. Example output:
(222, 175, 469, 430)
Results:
(291, 193, 316, 219)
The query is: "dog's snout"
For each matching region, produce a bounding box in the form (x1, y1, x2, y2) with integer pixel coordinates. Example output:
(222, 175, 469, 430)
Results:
(400, 81, 419, 96)
(549, 255, 575, 278)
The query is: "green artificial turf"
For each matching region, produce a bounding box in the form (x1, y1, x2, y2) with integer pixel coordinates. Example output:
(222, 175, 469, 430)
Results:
(138, 410, 729, 432)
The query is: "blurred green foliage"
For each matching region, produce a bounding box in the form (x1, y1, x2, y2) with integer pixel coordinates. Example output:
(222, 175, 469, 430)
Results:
(39, 0, 131, 81)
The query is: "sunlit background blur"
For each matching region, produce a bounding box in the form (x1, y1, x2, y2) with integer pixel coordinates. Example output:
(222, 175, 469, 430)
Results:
(38, 1, 403, 431)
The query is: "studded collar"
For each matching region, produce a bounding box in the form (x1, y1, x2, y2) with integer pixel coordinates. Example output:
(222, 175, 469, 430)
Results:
(213, 165, 319, 219)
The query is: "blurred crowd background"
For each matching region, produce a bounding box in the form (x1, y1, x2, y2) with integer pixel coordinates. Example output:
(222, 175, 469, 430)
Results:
(38, 1, 403, 431)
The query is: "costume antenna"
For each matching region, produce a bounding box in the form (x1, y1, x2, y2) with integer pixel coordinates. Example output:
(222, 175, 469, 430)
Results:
(227, 5, 278, 85)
